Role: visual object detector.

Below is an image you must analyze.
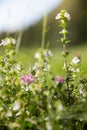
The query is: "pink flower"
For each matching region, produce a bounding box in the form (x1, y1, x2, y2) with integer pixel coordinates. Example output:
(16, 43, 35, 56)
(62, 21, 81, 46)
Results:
(55, 76, 64, 85)
(21, 74, 35, 84)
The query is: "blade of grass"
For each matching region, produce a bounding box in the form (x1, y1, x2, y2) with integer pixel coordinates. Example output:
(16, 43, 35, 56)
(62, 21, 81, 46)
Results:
(16, 30, 23, 52)
(41, 14, 47, 48)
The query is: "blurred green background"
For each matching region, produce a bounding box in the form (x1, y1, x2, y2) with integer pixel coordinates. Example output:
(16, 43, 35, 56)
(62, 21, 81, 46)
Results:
(1, 0, 87, 47)
(1, 0, 87, 75)
(19, 0, 87, 47)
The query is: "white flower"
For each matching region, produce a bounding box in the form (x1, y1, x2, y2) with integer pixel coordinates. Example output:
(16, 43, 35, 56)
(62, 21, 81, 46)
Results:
(58, 103, 63, 111)
(34, 52, 40, 59)
(44, 63, 50, 71)
(16, 64, 21, 71)
(43, 51, 48, 57)
(43, 50, 53, 57)
(60, 28, 67, 34)
(6, 110, 12, 117)
(33, 62, 38, 70)
(69, 66, 74, 72)
(13, 101, 21, 111)
(26, 110, 30, 115)
(55, 11, 71, 20)
(0, 38, 16, 46)
(48, 50, 53, 56)
(55, 13, 61, 20)
(71, 57, 80, 64)
(0, 40, 5, 46)
(0, 39, 10, 46)
(25, 86, 30, 91)
(12, 38, 16, 45)
(64, 12, 71, 20)
(69, 66, 80, 73)
(46, 122, 52, 130)
(79, 89, 83, 94)
(16, 112, 20, 116)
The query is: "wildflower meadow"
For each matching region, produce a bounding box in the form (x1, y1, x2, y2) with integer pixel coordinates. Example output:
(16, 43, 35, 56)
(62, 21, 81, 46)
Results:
(0, 10, 87, 130)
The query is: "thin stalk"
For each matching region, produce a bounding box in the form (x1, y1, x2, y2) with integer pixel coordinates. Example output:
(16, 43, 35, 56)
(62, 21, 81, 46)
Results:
(63, 43, 70, 106)
(16, 30, 23, 52)
(0, 100, 8, 110)
(41, 14, 47, 49)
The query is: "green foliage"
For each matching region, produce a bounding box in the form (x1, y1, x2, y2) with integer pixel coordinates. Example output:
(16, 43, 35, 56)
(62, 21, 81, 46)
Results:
(0, 10, 87, 130)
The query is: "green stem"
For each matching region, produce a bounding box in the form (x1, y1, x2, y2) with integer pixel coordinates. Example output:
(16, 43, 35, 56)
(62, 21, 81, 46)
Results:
(16, 30, 23, 52)
(0, 100, 8, 110)
(63, 43, 70, 106)
(41, 14, 47, 49)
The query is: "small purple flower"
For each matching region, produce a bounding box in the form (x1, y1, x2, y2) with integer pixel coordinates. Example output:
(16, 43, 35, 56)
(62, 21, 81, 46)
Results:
(55, 76, 64, 85)
(21, 74, 35, 84)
